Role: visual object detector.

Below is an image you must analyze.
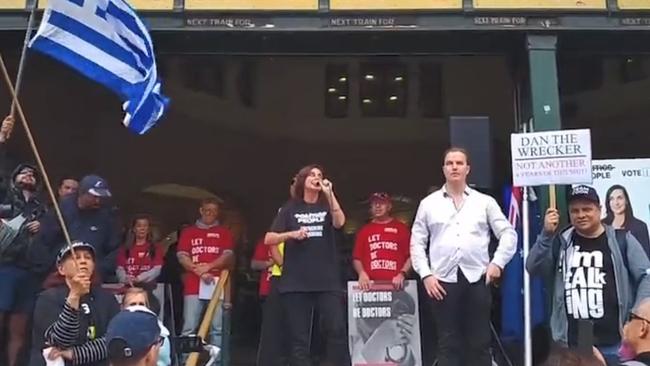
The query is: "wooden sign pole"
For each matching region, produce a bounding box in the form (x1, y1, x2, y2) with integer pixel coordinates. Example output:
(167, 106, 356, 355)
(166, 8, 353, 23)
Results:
(185, 270, 230, 366)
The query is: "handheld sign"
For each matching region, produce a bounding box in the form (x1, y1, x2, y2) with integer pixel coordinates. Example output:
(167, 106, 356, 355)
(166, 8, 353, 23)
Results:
(348, 280, 422, 366)
(511, 129, 592, 188)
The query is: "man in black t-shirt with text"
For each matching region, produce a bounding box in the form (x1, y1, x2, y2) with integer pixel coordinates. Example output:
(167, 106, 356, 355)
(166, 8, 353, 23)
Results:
(527, 185, 650, 365)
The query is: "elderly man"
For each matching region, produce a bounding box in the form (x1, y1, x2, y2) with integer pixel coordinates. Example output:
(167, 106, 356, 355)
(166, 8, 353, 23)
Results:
(617, 299, 650, 365)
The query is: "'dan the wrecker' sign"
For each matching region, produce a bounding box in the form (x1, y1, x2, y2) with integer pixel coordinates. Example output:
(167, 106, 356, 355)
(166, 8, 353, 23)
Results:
(511, 129, 592, 187)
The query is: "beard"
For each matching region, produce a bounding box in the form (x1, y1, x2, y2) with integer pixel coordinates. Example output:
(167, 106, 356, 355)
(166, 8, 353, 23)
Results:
(16, 180, 36, 192)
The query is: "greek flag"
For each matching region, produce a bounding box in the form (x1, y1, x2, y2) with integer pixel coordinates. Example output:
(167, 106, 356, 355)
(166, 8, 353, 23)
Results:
(29, 0, 169, 134)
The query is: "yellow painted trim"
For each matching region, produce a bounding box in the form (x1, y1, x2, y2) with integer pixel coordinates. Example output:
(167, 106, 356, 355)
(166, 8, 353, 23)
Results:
(0, 0, 26, 9)
(618, 0, 650, 9)
(39, 0, 174, 10)
(184, 0, 318, 10)
(473, 0, 606, 9)
(129, 0, 174, 10)
(330, 0, 461, 10)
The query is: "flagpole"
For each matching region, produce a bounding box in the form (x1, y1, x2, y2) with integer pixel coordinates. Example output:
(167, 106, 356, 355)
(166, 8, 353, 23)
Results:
(522, 118, 534, 366)
(523, 186, 532, 366)
(9, 0, 38, 121)
(0, 54, 75, 257)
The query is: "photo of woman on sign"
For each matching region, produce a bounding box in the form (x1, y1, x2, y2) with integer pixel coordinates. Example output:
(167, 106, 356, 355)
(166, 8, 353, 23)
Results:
(603, 184, 650, 258)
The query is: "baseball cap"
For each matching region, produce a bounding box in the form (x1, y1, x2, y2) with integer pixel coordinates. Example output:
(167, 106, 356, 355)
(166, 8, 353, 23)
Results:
(106, 310, 161, 363)
(369, 192, 391, 203)
(56, 241, 95, 265)
(79, 175, 112, 198)
(568, 185, 600, 205)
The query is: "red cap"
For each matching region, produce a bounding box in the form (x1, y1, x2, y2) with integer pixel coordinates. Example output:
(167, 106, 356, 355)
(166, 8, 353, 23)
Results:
(369, 192, 391, 203)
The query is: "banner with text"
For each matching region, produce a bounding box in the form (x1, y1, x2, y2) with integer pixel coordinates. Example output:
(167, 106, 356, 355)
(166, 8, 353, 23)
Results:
(591, 159, 650, 256)
(348, 280, 422, 366)
(511, 129, 592, 186)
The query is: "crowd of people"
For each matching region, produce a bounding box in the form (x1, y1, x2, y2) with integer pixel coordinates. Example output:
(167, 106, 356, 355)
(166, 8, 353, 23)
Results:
(0, 114, 234, 366)
(1, 107, 650, 366)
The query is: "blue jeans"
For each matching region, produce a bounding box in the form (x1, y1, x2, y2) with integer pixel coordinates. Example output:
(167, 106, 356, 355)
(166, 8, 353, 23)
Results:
(182, 295, 224, 365)
(597, 344, 621, 366)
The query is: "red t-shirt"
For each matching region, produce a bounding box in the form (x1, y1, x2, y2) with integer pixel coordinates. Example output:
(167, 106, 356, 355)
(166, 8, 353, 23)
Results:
(177, 225, 235, 295)
(116, 243, 164, 279)
(353, 219, 411, 281)
(252, 240, 272, 297)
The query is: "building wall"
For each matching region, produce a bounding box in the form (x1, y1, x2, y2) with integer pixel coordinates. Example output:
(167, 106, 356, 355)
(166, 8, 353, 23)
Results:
(0, 52, 515, 242)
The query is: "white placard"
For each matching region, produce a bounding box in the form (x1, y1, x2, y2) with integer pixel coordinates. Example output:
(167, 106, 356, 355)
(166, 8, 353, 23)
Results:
(511, 129, 592, 186)
(199, 277, 218, 300)
(348, 280, 422, 366)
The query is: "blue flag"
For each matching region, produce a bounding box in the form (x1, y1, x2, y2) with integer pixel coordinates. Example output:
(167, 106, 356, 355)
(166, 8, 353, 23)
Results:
(29, 0, 169, 134)
(500, 186, 547, 343)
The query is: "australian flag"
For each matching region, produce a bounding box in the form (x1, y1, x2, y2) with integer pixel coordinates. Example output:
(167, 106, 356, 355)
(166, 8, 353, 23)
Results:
(500, 186, 547, 343)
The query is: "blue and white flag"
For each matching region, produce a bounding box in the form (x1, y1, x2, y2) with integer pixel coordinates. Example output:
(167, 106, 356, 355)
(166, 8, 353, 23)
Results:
(29, 0, 169, 134)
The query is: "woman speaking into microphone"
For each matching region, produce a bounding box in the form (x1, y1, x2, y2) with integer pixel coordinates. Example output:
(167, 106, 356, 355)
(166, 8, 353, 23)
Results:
(264, 164, 349, 366)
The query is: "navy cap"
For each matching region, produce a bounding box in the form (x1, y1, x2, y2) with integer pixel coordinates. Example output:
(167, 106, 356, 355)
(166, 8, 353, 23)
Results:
(106, 310, 161, 362)
(569, 185, 600, 205)
(79, 175, 112, 198)
(56, 241, 95, 266)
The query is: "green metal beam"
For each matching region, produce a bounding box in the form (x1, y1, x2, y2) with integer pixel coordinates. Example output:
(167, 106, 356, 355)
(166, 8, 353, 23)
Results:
(526, 33, 567, 222)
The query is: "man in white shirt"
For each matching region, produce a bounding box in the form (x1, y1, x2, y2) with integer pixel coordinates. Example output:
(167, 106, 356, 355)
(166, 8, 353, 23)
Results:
(410, 147, 517, 366)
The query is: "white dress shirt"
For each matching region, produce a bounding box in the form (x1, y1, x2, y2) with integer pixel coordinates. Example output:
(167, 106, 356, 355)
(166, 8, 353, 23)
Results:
(410, 185, 518, 283)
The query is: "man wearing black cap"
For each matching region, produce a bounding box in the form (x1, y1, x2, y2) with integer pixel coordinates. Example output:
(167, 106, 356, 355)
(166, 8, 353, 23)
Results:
(527, 185, 650, 365)
(106, 309, 163, 366)
(30, 174, 120, 281)
(0, 115, 47, 366)
(29, 241, 120, 366)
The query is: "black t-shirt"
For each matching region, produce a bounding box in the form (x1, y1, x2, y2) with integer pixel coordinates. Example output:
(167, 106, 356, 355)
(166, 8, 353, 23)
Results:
(566, 232, 620, 347)
(270, 199, 341, 293)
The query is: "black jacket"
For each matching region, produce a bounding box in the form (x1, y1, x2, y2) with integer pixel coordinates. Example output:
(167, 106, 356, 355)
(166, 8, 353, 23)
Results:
(0, 163, 45, 218)
(0, 163, 47, 266)
(28, 195, 120, 278)
(29, 285, 120, 366)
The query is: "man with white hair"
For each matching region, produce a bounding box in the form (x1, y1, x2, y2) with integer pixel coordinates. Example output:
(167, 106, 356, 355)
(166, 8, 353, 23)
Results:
(618, 299, 650, 365)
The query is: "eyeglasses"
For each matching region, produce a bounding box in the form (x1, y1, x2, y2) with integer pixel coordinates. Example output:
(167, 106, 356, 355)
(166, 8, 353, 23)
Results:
(627, 312, 650, 324)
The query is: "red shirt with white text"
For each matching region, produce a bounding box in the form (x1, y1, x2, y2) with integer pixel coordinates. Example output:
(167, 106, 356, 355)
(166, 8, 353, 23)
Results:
(177, 225, 234, 295)
(116, 243, 164, 279)
(353, 219, 410, 281)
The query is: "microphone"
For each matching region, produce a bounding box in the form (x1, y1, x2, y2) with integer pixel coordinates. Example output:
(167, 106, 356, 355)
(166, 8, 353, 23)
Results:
(321, 179, 331, 188)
